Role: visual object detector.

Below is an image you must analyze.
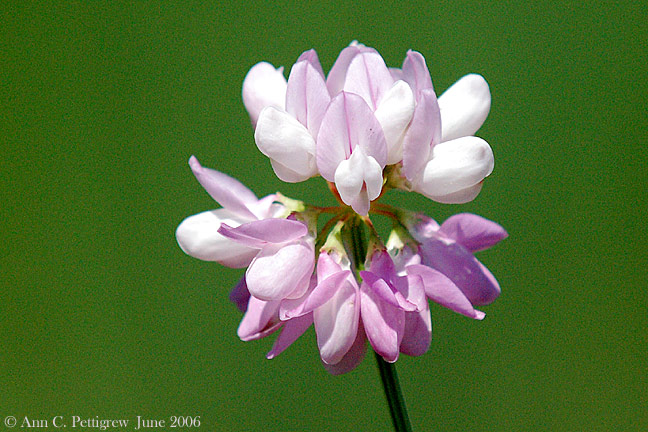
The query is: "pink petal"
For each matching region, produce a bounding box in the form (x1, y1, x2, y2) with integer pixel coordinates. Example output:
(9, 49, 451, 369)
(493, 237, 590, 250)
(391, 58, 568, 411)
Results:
(296, 49, 325, 79)
(343, 51, 394, 110)
(402, 89, 441, 182)
(440, 213, 508, 252)
(242, 62, 287, 127)
(322, 322, 367, 375)
(188, 156, 259, 220)
(314, 277, 360, 364)
(237, 296, 282, 341)
(360, 281, 405, 362)
(316, 92, 387, 181)
(401, 50, 434, 95)
(218, 218, 307, 247)
(400, 306, 432, 356)
(266, 313, 313, 359)
(245, 241, 315, 301)
(286, 55, 331, 138)
(302, 271, 354, 315)
(326, 43, 377, 96)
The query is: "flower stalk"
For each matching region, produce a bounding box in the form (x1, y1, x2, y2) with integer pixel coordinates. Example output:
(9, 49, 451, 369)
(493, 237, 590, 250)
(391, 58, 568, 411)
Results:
(347, 218, 413, 432)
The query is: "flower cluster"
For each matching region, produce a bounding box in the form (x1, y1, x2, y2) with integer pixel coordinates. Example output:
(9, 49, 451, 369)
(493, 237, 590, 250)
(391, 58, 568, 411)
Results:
(176, 42, 506, 374)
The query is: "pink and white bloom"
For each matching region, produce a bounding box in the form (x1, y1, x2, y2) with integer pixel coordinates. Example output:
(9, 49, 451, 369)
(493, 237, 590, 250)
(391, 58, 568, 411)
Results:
(175, 156, 284, 268)
(397, 50, 495, 204)
(248, 50, 329, 182)
(406, 213, 508, 306)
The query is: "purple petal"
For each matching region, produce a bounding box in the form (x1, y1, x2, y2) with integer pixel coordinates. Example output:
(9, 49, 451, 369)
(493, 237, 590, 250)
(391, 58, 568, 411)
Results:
(360, 281, 405, 362)
(406, 264, 485, 319)
(316, 92, 387, 181)
(302, 271, 354, 314)
(218, 219, 307, 247)
(322, 322, 367, 375)
(402, 89, 441, 182)
(400, 306, 432, 356)
(401, 50, 434, 95)
(237, 296, 282, 341)
(286, 55, 331, 138)
(417, 239, 500, 306)
(266, 313, 313, 359)
(439, 213, 508, 252)
(229, 277, 251, 313)
(342, 51, 394, 110)
(188, 156, 259, 220)
(245, 241, 315, 301)
(242, 62, 287, 127)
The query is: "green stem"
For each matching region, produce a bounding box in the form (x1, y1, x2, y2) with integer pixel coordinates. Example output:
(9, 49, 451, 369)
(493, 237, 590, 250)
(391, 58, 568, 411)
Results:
(345, 216, 413, 432)
(374, 352, 413, 432)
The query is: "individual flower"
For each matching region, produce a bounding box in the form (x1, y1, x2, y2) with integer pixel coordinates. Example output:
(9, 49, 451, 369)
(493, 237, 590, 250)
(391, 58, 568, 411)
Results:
(175, 156, 284, 268)
(404, 212, 508, 305)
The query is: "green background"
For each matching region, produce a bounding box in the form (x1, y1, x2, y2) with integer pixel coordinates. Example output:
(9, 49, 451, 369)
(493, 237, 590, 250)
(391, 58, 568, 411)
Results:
(2, 2, 646, 431)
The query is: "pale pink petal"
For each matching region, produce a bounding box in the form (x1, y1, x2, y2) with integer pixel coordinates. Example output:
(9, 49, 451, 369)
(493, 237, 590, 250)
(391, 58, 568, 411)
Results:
(175, 209, 258, 267)
(316, 92, 387, 181)
(360, 281, 405, 362)
(242, 62, 287, 127)
(301, 271, 354, 315)
(406, 264, 485, 319)
(438, 74, 491, 141)
(401, 50, 434, 95)
(389, 67, 404, 81)
(316, 251, 345, 281)
(296, 49, 325, 79)
(266, 313, 313, 359)
(254, 107, 318, 182)
(374, 80, 416, 164)
(188, 156, 258, 220)
(245, 241, 314, 301)
(286, 56, 331, 137)
(326, 44, 377, 95)
(440, 213, 508, 252)
(418, 137, 494, 198)
(322, 322, 367, 375)
(343, 51, 394, 110)
(402, 89, 441, 181)
(237, 296, 282, 341)
(314, 278, 360, 364)
(218, 219, 307, 247)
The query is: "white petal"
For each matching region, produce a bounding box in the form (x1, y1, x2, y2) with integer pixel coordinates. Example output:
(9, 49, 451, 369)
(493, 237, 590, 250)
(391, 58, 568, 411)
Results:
(242, 62, 287, 127)
(425, 182, 484, 204)
(254, 107, 317, 182)
(438, 74, 491, 142)
(417, 137, 494, 197)
(175, 209, 258, 267)
(334, 148, 383, 215)
(374, 81, 416, 164)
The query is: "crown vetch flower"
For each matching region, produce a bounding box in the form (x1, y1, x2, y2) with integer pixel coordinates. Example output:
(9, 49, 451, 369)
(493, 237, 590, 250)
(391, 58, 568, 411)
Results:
(177, 42, 508, 379)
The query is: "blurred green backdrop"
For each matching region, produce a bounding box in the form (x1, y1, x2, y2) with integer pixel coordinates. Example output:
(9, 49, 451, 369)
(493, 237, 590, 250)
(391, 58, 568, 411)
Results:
(2, 1, 646, 431)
